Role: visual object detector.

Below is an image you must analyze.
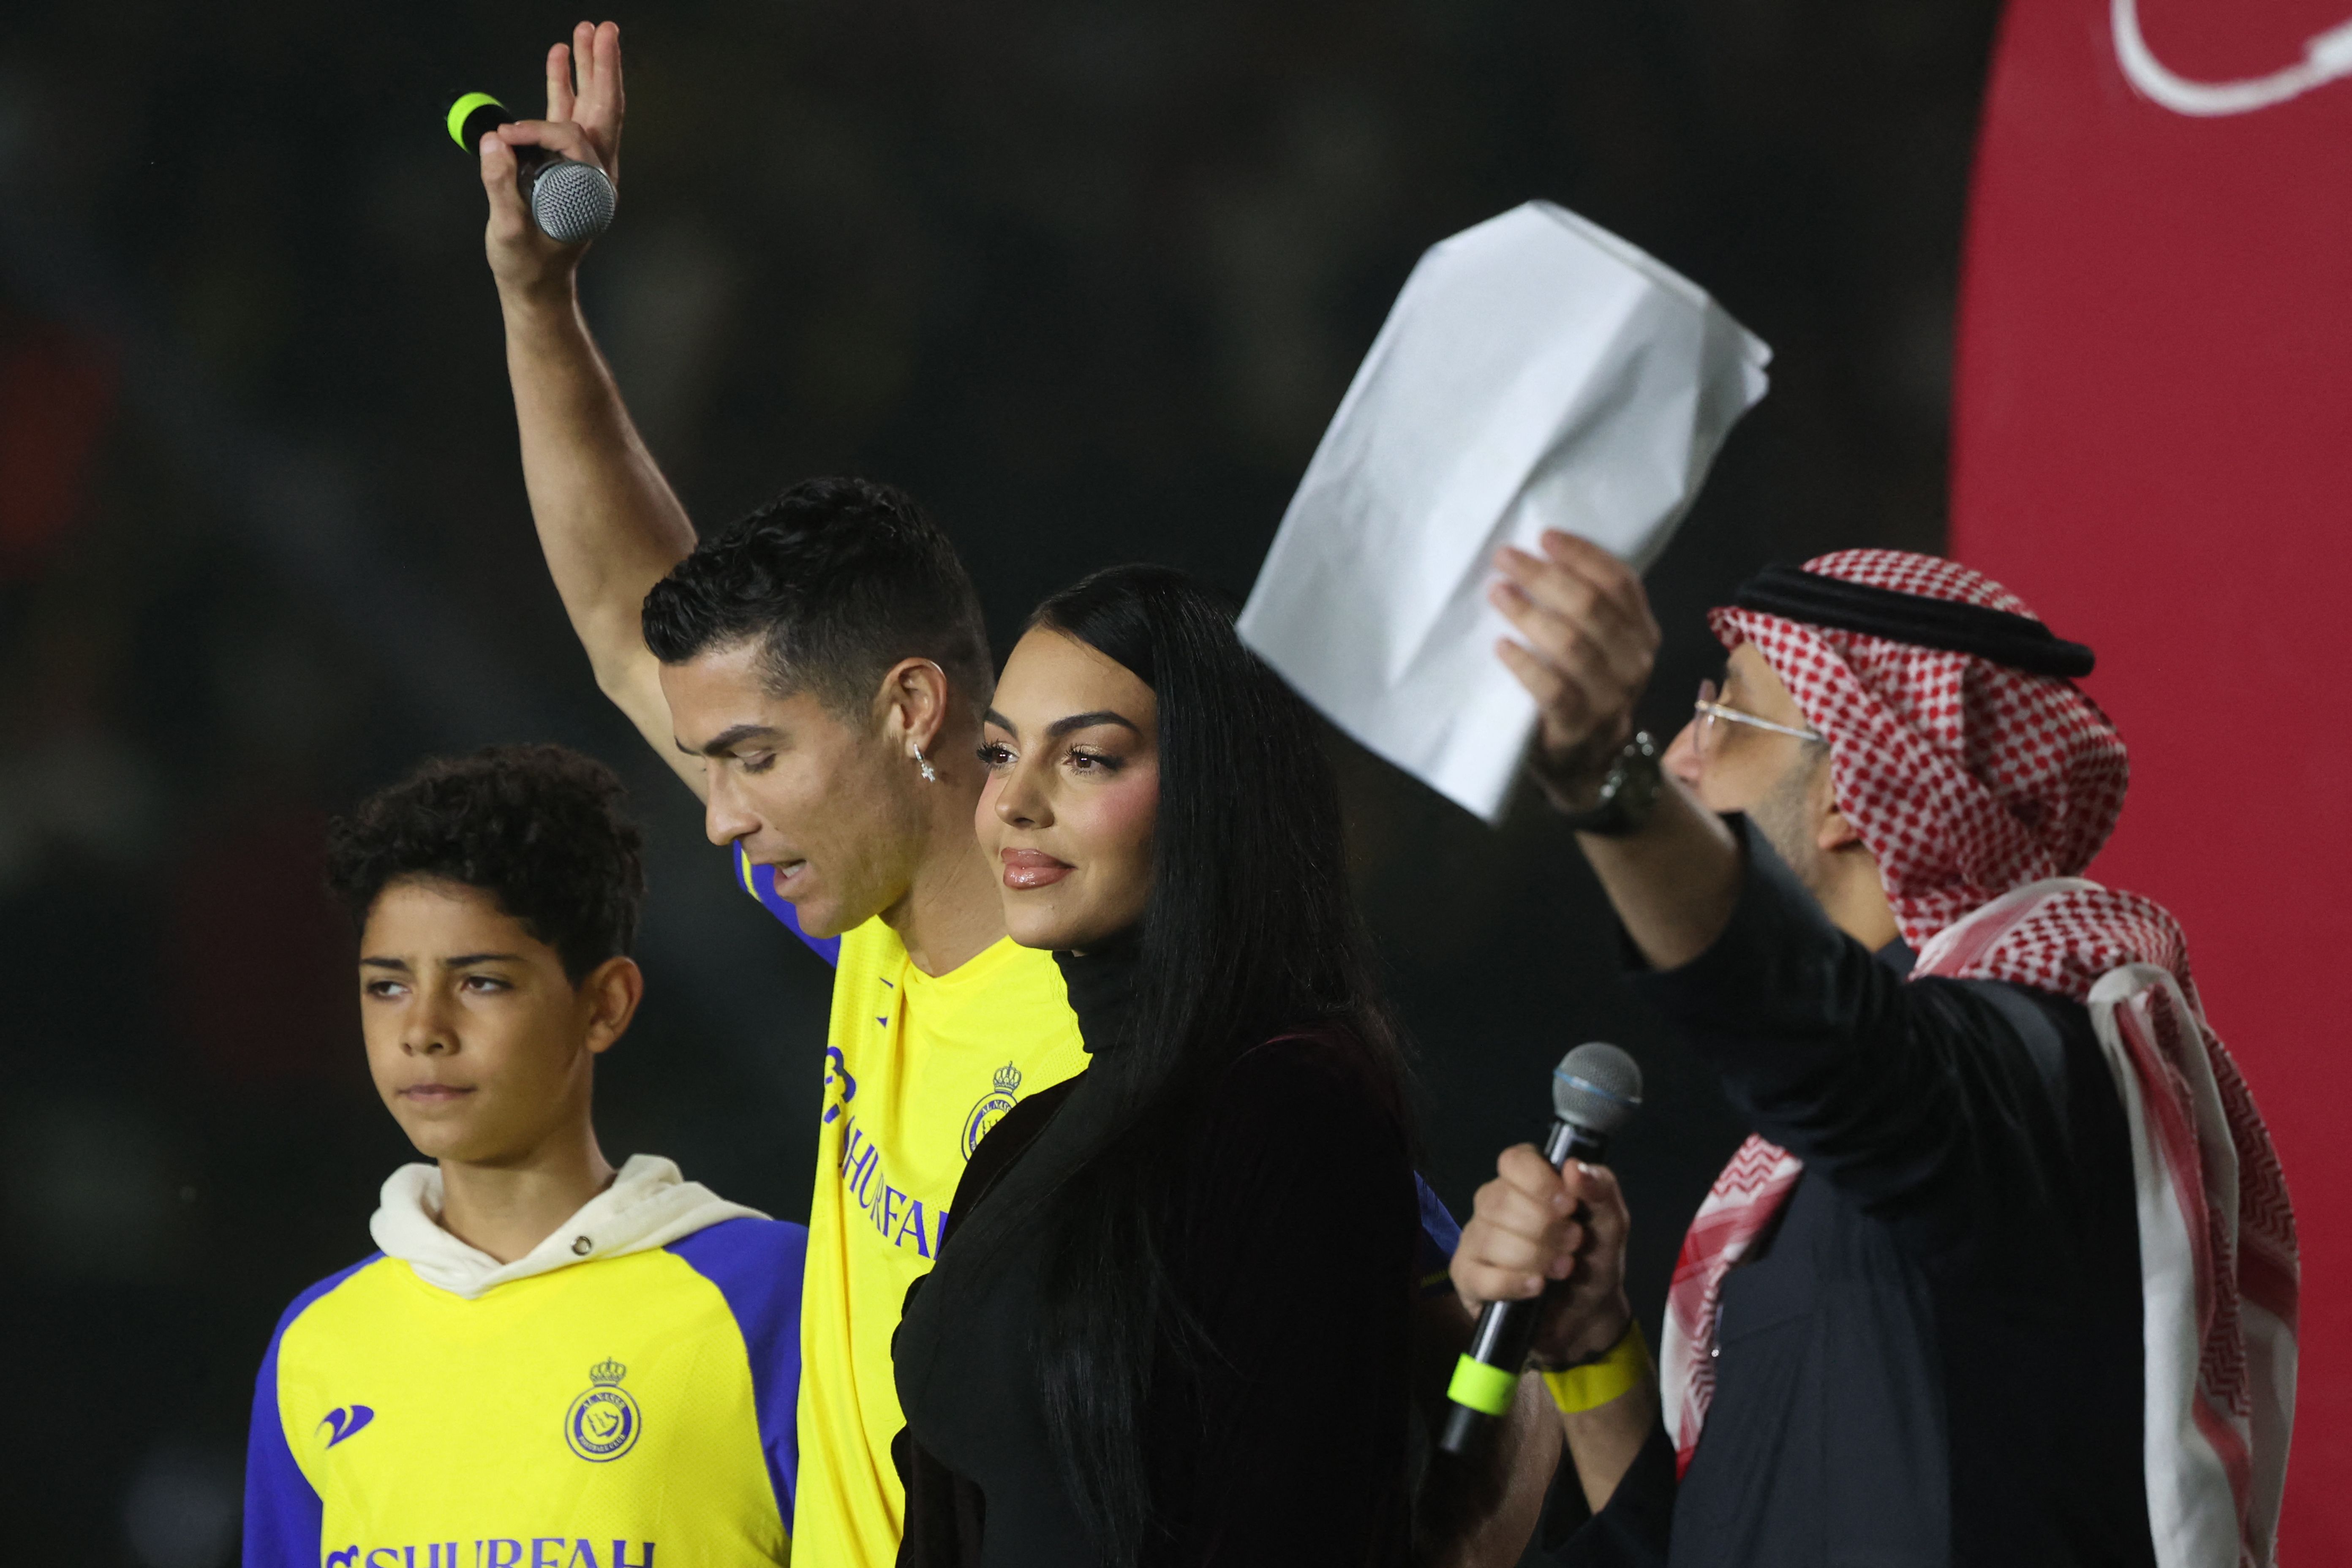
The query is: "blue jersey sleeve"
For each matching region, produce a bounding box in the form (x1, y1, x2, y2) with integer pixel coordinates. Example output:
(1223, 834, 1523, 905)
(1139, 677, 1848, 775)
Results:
(733, 843, 841, 967)
(670, 1217, 810, 1531)
(243, 1257, 376, 1568)
(1413, 1172, 1462, 1294)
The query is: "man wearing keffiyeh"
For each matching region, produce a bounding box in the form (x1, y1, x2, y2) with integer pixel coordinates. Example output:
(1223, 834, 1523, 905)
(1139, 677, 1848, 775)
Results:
(1448, 538, 2297, 1567)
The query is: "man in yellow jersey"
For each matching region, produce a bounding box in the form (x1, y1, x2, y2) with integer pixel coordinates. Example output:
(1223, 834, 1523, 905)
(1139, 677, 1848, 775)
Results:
(472, 32, 1094, 1563)
(638, 482, 1103, 1566)
(471, 24, 1538, 1565)
(244, 745, 804, 1568)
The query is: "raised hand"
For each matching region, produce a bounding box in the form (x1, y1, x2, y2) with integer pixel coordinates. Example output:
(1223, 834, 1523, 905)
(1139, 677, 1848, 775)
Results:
(1451, 1147, 1634, 1369)
(1489, 531, 1662, 814)
(480, 20, 626, 302)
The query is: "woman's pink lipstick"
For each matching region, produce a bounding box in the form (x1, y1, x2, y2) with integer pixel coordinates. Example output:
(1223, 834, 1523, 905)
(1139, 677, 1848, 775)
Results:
(1000, 848, 1073, 890)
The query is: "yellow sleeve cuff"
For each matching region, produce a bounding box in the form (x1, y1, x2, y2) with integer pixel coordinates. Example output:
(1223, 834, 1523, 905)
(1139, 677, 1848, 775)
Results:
(1539, 1321, 1652, 1416)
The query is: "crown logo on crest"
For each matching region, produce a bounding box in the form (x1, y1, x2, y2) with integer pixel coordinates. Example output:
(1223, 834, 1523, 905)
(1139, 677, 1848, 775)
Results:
(588, 1358, 628, 1387)
(993, 1063, 1022, 1095)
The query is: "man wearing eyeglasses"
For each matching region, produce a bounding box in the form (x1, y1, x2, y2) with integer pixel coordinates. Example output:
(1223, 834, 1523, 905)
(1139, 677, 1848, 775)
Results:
(1446, 538, 2296, 1566)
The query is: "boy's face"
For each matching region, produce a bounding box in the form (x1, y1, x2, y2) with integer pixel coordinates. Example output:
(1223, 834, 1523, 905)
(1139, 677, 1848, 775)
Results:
(357, 877, 638, 1166)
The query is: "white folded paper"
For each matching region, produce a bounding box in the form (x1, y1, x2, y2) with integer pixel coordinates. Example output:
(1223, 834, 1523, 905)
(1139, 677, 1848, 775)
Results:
(1236, 200, 1770, 824)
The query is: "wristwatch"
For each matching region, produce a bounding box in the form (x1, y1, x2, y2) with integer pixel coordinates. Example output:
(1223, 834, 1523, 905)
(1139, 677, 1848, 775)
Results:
(1549, 731, 1663, 837)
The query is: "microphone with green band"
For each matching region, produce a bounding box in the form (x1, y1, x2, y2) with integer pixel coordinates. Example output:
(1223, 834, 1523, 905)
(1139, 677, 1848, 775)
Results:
(1439, 1041, 1643, 1455)
(447, 92, 618, 245)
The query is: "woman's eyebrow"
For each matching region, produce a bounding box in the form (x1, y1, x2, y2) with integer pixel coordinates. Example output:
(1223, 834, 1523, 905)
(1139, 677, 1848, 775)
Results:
(1046, 710, 1141, 739)
(983, 708, 1018, 738)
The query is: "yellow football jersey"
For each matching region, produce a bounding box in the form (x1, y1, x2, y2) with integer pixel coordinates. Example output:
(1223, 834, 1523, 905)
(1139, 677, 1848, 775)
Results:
(246, 1218, 804, 1568)
(736, 847, 1090, 1568)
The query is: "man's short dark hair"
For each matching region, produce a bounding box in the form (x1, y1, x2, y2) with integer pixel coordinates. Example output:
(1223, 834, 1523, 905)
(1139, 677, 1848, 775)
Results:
(640, 476, 992, 719)
(324, 744, 647, 983)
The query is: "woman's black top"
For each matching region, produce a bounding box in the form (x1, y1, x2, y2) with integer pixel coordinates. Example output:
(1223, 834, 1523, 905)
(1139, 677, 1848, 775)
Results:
(891, 945, 1420, 1567)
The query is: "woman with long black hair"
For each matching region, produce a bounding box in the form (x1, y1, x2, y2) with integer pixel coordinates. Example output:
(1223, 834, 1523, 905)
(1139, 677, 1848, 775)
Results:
(891, 564, 1423, 1566)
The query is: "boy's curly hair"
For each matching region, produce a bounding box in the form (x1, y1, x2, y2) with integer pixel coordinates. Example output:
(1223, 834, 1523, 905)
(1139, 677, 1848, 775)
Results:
(324, 744, 646, 983)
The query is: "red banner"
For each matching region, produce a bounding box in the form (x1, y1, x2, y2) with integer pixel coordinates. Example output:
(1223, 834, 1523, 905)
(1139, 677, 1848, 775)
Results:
(1952, 0, 2352, 1550)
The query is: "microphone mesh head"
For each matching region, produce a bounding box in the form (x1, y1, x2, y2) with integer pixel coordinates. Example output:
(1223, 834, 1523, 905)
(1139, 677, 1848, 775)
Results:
(1552, 1042, 1643, 1135)
(531, 160, 618, 245)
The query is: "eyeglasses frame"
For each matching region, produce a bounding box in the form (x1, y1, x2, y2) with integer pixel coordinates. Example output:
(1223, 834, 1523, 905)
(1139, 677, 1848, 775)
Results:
(1692, 679, 1825, 752)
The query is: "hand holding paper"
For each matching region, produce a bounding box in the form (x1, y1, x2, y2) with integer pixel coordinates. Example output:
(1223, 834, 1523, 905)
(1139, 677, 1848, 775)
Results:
(1489, 531, 1662, 810)
(1236, 201, 1769, 822)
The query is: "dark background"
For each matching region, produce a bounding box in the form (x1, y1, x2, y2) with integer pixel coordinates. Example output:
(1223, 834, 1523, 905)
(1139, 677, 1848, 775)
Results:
(0, 0, 1994, 1557)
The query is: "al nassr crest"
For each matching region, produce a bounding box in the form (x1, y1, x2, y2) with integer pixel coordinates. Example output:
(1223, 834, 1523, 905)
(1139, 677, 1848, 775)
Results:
(564, 1358, 642, 1462)
(962, 1062, 1023, 1159)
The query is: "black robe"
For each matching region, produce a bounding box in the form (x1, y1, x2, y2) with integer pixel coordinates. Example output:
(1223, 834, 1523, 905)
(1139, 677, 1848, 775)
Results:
(1546, 818, 2156, 1568)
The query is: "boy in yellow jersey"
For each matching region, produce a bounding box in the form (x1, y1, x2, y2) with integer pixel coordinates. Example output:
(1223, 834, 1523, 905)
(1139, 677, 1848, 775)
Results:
(242, 746, 805, 1568)
(471, 24, 1535, 1565)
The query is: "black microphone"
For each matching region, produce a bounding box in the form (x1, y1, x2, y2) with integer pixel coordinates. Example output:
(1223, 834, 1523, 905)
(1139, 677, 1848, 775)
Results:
(446, 92, 619, 245)
(1439, 1040, 1643, 1456)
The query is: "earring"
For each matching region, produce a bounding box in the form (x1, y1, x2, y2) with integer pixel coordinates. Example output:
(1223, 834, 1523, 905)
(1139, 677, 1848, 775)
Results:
(912, 743, 939, 783)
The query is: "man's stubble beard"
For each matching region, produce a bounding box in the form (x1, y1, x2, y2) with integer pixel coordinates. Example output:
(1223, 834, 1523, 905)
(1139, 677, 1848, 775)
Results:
(1745, 746, 1833, 901)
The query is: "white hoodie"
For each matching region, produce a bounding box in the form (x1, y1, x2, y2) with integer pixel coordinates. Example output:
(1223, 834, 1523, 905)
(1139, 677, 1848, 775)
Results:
(369, 1153, 768, 1301)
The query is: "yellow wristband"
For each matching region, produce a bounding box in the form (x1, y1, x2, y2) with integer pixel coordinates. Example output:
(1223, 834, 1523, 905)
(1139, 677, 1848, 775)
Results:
(1538, 1321, 1652, 1416)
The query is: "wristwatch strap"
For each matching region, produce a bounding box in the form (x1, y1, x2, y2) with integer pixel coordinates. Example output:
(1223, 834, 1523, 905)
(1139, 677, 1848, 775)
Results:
(1551, 732, 1663, 837)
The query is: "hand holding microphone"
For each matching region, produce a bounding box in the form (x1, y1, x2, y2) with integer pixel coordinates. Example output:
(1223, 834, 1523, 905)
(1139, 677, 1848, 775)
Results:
(457, 93, 618, 245)
(1441, 1042, 1642, 1454)
(465, 20, 626, 289)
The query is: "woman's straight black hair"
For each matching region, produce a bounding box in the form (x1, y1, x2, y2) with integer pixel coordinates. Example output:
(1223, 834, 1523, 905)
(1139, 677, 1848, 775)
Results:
(1010, 563, 1410, 1566)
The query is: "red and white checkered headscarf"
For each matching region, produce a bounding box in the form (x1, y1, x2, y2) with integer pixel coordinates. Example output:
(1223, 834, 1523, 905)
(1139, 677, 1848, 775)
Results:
(1657, 550, 2298, 1568)
(1711, 548, 2130, 949)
